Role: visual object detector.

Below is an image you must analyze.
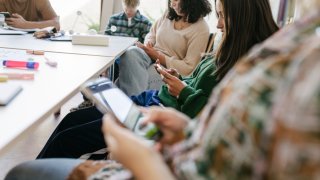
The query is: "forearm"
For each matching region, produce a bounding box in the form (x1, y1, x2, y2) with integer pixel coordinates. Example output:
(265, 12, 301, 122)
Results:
(157, 53, 166, 66)
(24, 19, 60, 30)
(132, 151, 175, 180)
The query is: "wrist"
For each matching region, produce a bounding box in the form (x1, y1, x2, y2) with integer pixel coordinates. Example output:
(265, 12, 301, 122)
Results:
(157, 52, 162, 62)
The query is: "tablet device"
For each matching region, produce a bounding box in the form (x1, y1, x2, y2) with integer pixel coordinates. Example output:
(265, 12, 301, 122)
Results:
(0, 83, 23, 106)
(49, 36, 72, 41)
(81, 78, 162, 140)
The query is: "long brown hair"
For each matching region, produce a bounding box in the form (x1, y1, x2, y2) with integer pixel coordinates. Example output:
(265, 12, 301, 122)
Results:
(214, 0, 279, 80)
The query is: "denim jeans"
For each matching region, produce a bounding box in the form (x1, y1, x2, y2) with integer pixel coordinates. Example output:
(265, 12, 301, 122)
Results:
(117, 46, 163, 96)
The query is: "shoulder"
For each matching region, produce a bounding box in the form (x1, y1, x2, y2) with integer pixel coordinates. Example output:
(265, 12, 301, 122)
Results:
(157, 11, 170, 24)
(110, 12, 125, 19)
(135, 11, 151, 24)
(192, 18, 209, 31)
(34, 0, 53, 9)
(139, 15, 152, 24)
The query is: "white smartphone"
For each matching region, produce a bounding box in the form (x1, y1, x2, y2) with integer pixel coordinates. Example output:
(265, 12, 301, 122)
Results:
(81, 78, 162, 140)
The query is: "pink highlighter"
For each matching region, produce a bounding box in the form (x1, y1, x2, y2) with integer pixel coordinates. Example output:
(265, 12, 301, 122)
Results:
(2, 60, 39, 70)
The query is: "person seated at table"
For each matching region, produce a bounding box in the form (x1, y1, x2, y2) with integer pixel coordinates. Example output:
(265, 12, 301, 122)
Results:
(72, 0, 152, 111)
(5, 2, 320, 179)
(34, 0, 278, 160)
(116, 0, 212, 97)
(105, 0, 152, 43)
(0, 0, 60, 30)
(70, 0, 210, 111)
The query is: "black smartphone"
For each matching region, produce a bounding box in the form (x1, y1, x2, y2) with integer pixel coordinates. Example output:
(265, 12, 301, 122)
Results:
(81, 78, 162, 140)
(0, 12, 11, 18)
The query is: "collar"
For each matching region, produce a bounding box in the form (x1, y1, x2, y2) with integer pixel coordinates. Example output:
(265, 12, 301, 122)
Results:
(120, 10, 143, 21)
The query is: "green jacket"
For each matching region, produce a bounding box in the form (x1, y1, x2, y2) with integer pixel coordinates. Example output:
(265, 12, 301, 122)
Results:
(158, 57, 218, 118)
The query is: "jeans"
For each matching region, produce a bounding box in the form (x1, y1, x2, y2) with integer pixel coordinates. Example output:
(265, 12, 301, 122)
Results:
(117, 46, 161, 96)
(36, 107, 106, 159)
(5, 159, 83, 180)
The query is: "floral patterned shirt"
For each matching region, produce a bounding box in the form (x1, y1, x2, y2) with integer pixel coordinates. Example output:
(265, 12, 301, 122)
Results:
(89, 10, 320, 180)
(170, 10, 320, 179)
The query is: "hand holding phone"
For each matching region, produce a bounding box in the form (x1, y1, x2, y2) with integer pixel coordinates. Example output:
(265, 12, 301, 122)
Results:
(135, 41, 144, 48)
(154, 63, 165, 80)
(82, 78, 162, 140)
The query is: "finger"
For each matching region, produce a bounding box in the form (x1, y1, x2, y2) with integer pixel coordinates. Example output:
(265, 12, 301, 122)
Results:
(153, 142, 163, 152)
(102, 114, 127, 140)
(162, 76, 169, 84)
(11, 14, 21, 18)
(5, 18, 13, 21)
(142, 107, 172, 125)
(146, 42, 152, 48)
(158, 68, 173, 79)
(105, 133, 117, 151)
(135, 41, 144, 48)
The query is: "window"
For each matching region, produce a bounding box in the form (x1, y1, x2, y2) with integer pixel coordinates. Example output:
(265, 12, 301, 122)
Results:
(139, 0, 167, 23)
(50, 0, 101, 33)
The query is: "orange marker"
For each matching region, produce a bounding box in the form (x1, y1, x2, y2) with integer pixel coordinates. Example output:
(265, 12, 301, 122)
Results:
(26, 49, 45, 55)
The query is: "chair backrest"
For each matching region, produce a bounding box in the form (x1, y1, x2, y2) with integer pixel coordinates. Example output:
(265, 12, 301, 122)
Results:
(205, 33, 216, 53)
(201, 33, 216, 61)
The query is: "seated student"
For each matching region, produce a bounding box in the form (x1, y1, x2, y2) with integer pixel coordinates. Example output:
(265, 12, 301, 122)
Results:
(0, 0, 60, 30)
(116, 0, 212, 96)
(5, 1, 320, 179)
(34, 0, 278, 159)
(105, 0, 152, 43)
(71, 0, 152, 111)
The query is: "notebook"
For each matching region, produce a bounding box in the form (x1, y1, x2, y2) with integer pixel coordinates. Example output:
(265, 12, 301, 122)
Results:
(0, 27, 27, 35)
(6, 26, 38, 33)
(0, 83, 23, 106)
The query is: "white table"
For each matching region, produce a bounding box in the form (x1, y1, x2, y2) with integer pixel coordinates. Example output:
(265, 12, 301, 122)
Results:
(0, 34, 137, 57)
(0, 49, 114, 155)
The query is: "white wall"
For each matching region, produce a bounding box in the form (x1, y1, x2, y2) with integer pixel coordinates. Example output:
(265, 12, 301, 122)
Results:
(100, 0, 122, 32)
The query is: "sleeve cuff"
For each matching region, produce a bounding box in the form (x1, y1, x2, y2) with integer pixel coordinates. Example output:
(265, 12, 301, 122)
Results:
(164, 55, 171, 68)
(178, 85, 196, 103)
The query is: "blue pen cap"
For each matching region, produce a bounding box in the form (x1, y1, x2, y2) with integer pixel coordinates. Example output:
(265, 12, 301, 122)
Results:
(26, 62, 39, 69)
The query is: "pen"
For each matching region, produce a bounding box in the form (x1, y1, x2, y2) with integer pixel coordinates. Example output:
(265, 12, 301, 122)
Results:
(2, 60, 39, 70)
(0, 75, 8, 82)
(26, 49, 45, 55)
(0, 73, 34, 80)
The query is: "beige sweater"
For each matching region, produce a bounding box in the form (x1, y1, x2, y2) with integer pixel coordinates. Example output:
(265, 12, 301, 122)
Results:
(145, 13, 209, 76)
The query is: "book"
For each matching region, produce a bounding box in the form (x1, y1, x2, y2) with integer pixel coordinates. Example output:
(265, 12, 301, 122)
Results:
(5, 25, 38, 33)
(0, 27, 27, 35)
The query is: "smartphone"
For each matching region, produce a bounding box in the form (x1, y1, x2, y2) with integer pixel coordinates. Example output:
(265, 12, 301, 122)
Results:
(0, 12, 11, 18)
(82, 78, 162, 140)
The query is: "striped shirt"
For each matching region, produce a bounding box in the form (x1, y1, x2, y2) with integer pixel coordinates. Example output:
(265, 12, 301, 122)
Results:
(105, 10, 152, 43)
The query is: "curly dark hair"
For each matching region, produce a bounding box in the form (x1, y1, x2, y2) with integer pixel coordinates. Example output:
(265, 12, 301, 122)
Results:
(167, 0, 212, 23)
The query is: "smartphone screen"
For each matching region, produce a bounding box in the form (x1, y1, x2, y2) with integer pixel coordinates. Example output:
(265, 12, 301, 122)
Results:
(86, 80, 142, 130)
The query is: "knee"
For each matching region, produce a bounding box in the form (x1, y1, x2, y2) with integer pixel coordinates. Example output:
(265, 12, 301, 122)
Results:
(40, 132, 72, 158)
(5, 162, 35, 180)
(58, 112, 80, 130)
(120, 46, 148, 66)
